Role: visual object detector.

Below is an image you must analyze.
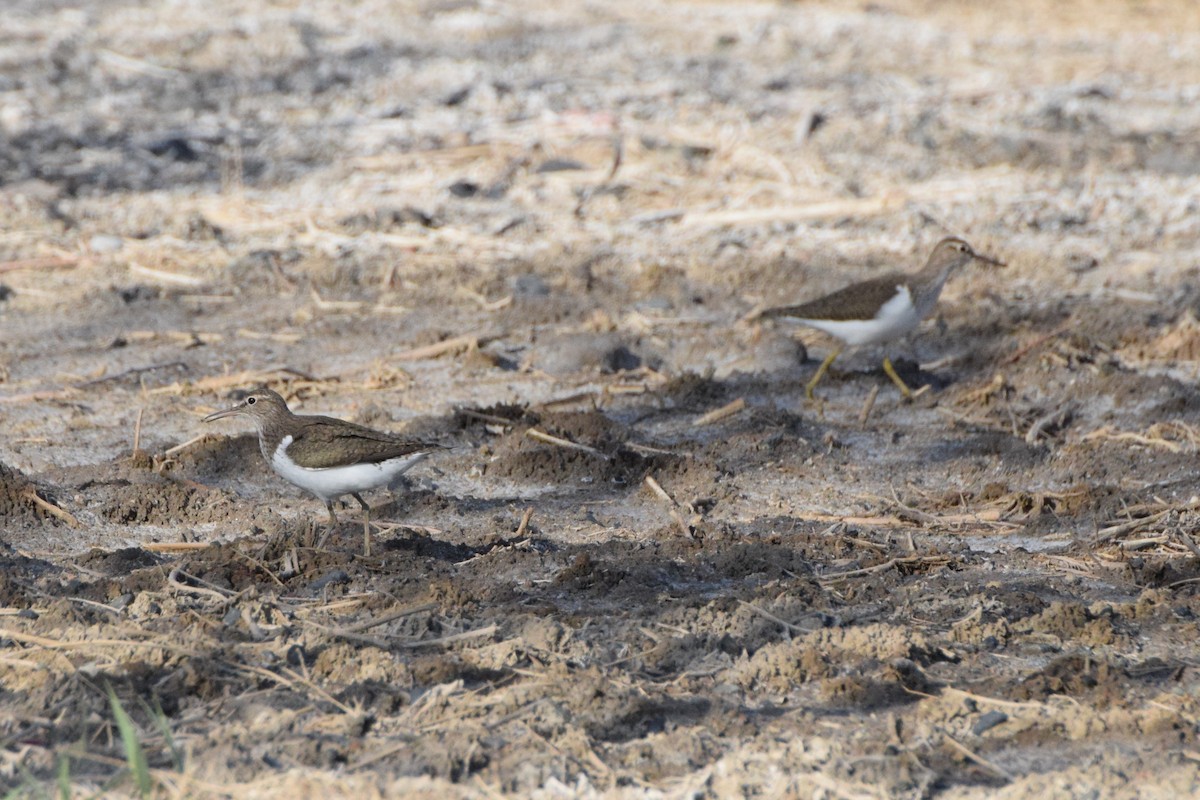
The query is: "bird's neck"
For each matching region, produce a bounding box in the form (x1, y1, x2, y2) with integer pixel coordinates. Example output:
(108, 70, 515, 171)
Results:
(256, 410, 295, 461)
(911, 262, 958, 317)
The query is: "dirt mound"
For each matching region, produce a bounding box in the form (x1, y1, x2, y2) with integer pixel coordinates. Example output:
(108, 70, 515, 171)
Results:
(96, 478, 242, 525)
(171, 433, 272, 484)
(482, 409, 668, 486)
(0, 461, 63, 527)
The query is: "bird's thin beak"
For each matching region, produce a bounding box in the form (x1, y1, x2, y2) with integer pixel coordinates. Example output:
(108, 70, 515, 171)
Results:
(202, 405, 244, 423)
(973, 252, 1006, 268)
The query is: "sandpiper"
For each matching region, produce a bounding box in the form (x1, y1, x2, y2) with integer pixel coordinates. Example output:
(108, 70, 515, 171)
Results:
(203, 388, 440, 555)
(761, 237, 1004, 399)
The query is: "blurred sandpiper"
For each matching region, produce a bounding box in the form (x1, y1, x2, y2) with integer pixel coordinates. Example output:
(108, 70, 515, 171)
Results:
(761, 237, 1004, 399)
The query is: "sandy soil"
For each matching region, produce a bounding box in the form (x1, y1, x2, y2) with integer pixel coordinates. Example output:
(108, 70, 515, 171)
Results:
(3, 0, 1200, 797)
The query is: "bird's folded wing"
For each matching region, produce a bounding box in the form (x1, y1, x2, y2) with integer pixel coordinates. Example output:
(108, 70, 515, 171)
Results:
(761, 274, 906, 322)
(288, 417, 439, 468)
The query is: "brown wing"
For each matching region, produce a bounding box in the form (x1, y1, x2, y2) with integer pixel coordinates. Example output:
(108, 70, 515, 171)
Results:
(761, 274, 907, 322)
(287, 415, 441, 469)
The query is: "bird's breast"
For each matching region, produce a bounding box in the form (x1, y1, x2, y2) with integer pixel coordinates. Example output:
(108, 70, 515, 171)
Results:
(800, 285, 921, 346)
(270, 435, 429, 502)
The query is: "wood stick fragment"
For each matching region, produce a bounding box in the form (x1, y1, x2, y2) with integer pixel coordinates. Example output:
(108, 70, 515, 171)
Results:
(941, 730, 1014, 782)
(1001, 321, 1073, 366)
(737, 600, 813, 634)
(373, 522, 443, 536)
(458, 408, 522, 426)
(168, 567, 236, 601)
(526, 428, 609, 459)
(739, 304, 767, 325)
(1, 629, 203, 657)
(603, 383, 650, 396)
(795, 509, 1009, 527)
(393, 334, 479, 361)
(625, 441, 684, 457)
(299, 619, 390, 650)
(941, 687, 1046, 711)
(143, 542, 212, 553)
(132, 406, 144, 452)
(456, 287, 513, 311)
(129, 262, 206, 287)
(819, 555, 950, 583)
(395, 624, 498, 649)
(628, 208, 686, 226)
(514, 507, 534, 538)
(1176, 530, 1200, 560)
(858, 385, 880, 426)
(1080, 421, 1200, 454)
(0, 255, 78, 274)
(536, 391, 598, 409)
(98, 48, 185, 77)
(370, 304, 412, 316)
(0, 390, 75, 405)
(22, 489, 79, 527)
(693, 398, 746, 426)
(163, 433, 217, 457)
(345, 602, 437, 634)
(237, 328, 303, 343)
(644, 475, 693, 538)
(1093, 509, 1170, 543)
(309, 288, 366, 312)
(1120, 535, 1170, 551)
(1025, 402, 1075, 445)
(679, 195, 900, 228)
(643, 475, 672, 504)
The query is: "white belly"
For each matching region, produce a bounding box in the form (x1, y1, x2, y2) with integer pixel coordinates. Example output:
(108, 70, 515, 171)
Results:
(271, 436, 429, 502)
(798, 286, 920, 346)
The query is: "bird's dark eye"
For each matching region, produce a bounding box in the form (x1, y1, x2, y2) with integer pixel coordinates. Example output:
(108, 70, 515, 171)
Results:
(247, 397, 257, 405)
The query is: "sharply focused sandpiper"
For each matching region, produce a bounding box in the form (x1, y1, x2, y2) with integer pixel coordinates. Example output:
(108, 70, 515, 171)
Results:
(203, 388, 440, 555)
(761, 237, 1004, 399)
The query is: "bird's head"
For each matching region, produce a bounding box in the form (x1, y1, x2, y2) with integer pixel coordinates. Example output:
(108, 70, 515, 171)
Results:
(928, 237, 1005, 272)
(202, 388, 291, 428)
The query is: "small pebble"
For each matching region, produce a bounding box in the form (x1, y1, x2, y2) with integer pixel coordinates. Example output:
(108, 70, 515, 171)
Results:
(308, 569, 351, 592)
(972, 710, 1009, 736)
(89, 234, 123, 253)
(1065, 252, 1099, 272)
(110, 593, 135, 611)
(511, 273, 550, 297)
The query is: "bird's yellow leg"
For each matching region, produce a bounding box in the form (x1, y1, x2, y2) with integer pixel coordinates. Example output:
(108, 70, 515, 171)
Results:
(806, 348, 842, 401)
(881, 356, 915, 399)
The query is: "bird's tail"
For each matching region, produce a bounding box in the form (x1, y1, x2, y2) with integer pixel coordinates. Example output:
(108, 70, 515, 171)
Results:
(756, 304, 807, 320)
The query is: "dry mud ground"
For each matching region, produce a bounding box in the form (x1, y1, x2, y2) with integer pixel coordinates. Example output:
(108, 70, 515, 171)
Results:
(3, 0, 1200, 797)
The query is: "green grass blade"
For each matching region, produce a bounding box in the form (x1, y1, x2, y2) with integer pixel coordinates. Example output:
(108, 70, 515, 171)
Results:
(56, 755, 71, 800)
(107, 686, 152, 798)
(137, 696, 183, 772)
